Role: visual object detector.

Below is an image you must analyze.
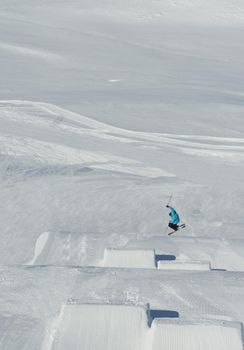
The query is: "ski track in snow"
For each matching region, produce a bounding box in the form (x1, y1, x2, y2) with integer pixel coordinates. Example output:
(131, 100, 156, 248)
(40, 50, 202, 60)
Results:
(0, 41, 64, 63)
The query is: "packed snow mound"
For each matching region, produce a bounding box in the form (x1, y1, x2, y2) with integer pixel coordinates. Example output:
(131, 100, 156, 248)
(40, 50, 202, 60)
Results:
(51, 304, 149, 350)
(157, 260, 211, 271)
(50, 303, 243, 350)
(103, 248, 156, 269)
(23, 230, 240, 271)
(152, 319, 243, 350)
(127, 236, 244, 271)
(103, 247, 212, 271)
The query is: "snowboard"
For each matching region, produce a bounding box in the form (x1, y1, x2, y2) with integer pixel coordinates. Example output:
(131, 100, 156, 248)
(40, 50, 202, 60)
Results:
(168, 224, 186, 236)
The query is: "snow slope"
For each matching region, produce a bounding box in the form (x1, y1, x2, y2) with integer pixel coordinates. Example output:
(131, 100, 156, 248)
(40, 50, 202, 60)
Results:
(1, 101, 244, 349)
(1, 1, 244, 134)
(1, 0, 244, 349)
(0, 101, 244, 266)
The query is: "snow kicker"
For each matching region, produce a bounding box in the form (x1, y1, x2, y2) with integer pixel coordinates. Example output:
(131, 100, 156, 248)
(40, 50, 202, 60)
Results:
(103, 248, 157, 269)
(102, 247, 212, 271)
(51, 303, 243, 350)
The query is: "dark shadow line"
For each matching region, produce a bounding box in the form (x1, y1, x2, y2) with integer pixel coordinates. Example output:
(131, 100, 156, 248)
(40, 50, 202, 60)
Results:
(147, 309, 179, 327)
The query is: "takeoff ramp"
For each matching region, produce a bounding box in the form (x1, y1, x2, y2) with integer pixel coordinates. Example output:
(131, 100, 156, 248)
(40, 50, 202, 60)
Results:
(52, 304, 149, 350)
(51, 303, 243, 350)
(102, 248, 211, 270)
(103, 248, 156, 268)
(158, 260, 211, 271)
(151, 319, 243, 350)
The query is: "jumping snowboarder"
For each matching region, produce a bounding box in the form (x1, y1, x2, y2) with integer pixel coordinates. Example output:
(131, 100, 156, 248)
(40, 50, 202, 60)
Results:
(166, 205, 185, 235)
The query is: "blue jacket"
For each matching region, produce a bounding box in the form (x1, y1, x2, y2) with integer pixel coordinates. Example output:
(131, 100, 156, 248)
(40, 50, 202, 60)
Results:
(168, 206, 180, 224)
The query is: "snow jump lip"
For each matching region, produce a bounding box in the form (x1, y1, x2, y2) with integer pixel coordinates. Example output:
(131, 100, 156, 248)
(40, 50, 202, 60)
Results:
(103, 248, 157, 269)
(50, 303, 244, 350)
(102, 247, 212, 271)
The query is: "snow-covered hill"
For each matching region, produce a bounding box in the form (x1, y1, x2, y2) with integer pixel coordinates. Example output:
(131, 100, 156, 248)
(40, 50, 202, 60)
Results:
(0, 1, 244, 349)
(1, 0, 244, 133)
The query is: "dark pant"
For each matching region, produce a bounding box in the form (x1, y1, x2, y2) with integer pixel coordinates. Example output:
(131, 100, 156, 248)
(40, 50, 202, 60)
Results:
(168, 223, 178, 231)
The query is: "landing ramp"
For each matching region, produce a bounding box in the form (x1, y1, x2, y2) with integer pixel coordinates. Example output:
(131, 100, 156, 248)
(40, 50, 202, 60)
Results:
(152, 319, 243, 350)
(158, 260, 211, 271)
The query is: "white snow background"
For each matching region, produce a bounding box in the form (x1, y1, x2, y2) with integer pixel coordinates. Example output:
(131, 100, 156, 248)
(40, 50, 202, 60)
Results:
(0, 1, 244, 349)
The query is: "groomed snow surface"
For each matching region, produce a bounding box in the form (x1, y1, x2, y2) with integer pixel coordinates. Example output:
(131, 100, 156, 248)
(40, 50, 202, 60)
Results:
(1, 0, 244, 349)
(1, 101, 244, 350)
(102, 247, 211, 270)
(103, 248, 157, 269)
(51, 304, 243, 350)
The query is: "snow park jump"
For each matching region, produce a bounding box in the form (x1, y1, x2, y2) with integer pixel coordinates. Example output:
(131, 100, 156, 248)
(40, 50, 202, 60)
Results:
(51, 303, 243, 350)
(102, 247, 212, 270)
(103, 248, 157, 269)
